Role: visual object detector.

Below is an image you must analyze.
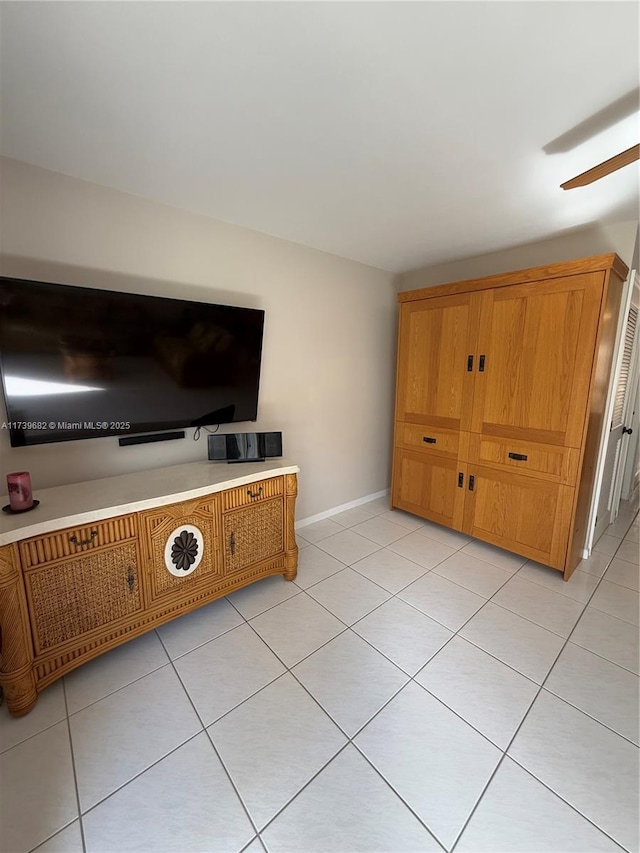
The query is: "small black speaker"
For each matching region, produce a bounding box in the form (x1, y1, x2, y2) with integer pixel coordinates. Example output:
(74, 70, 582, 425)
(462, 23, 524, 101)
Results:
(208, 431, 283, 463)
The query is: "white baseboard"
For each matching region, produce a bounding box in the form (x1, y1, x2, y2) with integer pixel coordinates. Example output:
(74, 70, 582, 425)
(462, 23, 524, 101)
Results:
(296, 488, 390, 529)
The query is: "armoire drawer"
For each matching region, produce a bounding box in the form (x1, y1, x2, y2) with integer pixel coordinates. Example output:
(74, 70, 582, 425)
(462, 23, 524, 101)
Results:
(395, 422, 460, 459)
(468, 434, 580, 485)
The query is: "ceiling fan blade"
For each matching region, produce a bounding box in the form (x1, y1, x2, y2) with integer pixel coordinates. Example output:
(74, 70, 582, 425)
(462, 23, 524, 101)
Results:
(560, 144, 639, 189)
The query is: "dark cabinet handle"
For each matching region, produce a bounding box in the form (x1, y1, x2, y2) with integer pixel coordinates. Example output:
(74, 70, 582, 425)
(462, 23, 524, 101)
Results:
(69, 530, 98, 547)
(230, 532, 236, 555)
(458, 472, 464, 488)
(623, 427, 634, 435)
(467, 355, 474, 372)
(422, 436, 437, 444)
(468, 475, 475, 491)
(508, 452, 528, 461)
(126, 567, 135, 592)
(247, 487, 263, 498)
(479, 355, 486, 372)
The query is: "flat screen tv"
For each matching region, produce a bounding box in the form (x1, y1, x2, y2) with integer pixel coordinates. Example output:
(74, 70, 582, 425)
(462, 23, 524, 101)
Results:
(0, 277, 265, 447)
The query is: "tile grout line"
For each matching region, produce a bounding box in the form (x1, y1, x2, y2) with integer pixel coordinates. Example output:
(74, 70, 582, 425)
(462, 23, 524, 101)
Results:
(313, 517, 618, 850)
(169, 511, 636, 851)
(63, 637, 254, 840)
(225, 567, 465, 851)
(77, 729, 205, 821)
(154, 629, 264, 847)
(448, 530, 638, 852)
(240, 834, 267, 853)
(227, 518, 588, 778)
(567, 636, 639, 677)
(226, 528, 543, 848)
(12, 501, 637, 852)
(236, 613, 448, 852)
(59, 679, 87, 853)
(586, 601, 640, 629)
(64, 657, 172, 719)
(0, 710, 67, 758)
(501, 754, 632, 853)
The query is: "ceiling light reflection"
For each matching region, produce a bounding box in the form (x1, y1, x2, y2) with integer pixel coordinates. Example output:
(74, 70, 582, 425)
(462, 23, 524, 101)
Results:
(5, 376, 104, 397)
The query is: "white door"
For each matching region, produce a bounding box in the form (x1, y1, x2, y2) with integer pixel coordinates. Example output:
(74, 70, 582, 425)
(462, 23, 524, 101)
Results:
(610, 289, 640, 520)
(593, 273, 639, 539)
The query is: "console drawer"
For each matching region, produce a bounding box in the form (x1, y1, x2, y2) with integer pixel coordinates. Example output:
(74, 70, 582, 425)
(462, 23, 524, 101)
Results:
(19, 515, 138, 570)
(222, 476, 284, 511)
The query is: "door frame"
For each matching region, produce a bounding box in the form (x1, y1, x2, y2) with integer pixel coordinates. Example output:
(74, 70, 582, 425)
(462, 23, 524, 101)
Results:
(585, 269, 638, 554)
(610, 278, 640, 516)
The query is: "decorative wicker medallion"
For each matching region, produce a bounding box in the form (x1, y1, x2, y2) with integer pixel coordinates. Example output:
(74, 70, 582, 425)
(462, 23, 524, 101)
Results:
(163, 524, 204, 577)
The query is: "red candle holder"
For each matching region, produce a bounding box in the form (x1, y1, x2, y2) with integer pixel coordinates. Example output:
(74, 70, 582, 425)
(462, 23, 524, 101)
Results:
(7, 472, 34, 511)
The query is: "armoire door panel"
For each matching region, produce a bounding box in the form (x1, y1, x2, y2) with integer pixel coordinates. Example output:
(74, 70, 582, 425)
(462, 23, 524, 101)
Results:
(471, 273, 604, 446)
(462, 465, 574, 570)
(396, 292, 480, 431)
(392, 449, 466, 530)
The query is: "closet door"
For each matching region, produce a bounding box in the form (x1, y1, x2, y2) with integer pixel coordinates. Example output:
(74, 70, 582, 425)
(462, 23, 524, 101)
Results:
(396, 292, 481, 433)
(470, 273, 604, 447)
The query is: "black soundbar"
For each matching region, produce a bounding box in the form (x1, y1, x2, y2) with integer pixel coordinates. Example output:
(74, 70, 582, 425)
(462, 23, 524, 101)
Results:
(118, 430, 186, 447)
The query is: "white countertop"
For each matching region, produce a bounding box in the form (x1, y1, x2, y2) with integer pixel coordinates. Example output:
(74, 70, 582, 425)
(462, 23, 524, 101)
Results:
(0, 459, 300, 546)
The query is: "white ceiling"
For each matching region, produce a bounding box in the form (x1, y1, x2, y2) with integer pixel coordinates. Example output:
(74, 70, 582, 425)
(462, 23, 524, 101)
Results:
(1, 2, 638, 273)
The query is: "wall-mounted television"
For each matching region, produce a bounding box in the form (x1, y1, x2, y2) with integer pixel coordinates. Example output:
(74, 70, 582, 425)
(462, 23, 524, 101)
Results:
(0, 277, 265, 447)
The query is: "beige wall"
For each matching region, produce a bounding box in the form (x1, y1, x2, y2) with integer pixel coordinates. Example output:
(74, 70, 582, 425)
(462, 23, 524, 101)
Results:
(400, 221, 639, 291)
(0, 157, 398, 519)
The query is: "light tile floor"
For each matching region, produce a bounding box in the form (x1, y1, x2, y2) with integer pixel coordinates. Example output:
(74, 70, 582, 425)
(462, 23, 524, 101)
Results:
(1, 499, 638, 853)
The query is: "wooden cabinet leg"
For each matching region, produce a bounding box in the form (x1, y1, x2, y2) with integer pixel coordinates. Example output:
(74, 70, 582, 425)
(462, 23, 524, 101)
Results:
(283, 473, 299, 581)
(0, 545, 37, 717)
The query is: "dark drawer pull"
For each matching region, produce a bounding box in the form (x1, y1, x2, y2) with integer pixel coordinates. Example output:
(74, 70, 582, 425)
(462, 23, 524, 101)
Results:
(508, 452, 528, 461)
(479, 355, 486, 372)
(467, 355, 474, 372)
(229, 532, 236, 555)
(422, 436, 437, 444)
(126, 567, 135, 592)
(458, 472, 464, 488)
(468, 475, 475, 491)
(247, 487, 263, 499)
(69, 530, 98, 547)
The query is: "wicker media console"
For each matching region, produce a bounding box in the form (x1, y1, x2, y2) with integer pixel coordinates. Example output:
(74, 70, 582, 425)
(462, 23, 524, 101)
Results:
(0, 460, 299, 716)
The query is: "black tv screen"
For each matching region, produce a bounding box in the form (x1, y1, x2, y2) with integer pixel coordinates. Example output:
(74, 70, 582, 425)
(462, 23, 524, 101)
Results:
(0, 277, 265, 447)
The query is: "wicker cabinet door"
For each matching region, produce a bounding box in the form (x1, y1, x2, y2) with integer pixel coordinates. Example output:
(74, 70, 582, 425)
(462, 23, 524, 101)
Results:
(223, 498, 285, 575)
(141, 495, 223, 603)
(25, 542, 142, 655)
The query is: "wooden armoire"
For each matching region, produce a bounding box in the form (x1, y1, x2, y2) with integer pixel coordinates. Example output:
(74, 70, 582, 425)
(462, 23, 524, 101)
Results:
(391, 254, 629, 580)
